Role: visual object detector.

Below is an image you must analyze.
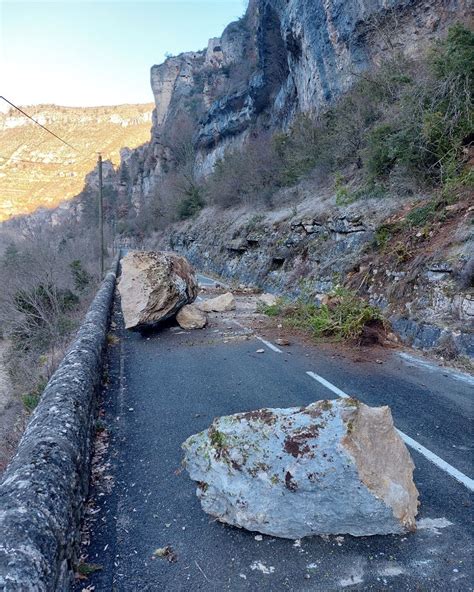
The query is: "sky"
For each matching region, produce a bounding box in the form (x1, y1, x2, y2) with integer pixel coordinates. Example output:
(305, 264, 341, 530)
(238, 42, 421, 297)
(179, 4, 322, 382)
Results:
(0, 0, 246, 111)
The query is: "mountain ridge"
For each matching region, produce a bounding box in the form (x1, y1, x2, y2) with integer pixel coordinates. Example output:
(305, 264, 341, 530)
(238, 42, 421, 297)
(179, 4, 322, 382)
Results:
(0, 102, 154, 221)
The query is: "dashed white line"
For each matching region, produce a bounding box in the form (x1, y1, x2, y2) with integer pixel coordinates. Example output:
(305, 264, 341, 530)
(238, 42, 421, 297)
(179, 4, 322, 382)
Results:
(256, 336, 283, 354)
(229, 319, 283, 353)
(306, 370, 474, 492)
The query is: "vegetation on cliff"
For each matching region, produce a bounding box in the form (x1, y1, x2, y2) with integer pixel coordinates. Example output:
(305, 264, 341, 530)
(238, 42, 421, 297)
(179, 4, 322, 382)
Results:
(0, 229, 102, 412)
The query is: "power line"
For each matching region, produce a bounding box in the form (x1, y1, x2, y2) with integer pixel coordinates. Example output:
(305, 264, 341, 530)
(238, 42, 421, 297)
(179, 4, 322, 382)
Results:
(0, 96, 83, 154)
(0, 154, 93, 165)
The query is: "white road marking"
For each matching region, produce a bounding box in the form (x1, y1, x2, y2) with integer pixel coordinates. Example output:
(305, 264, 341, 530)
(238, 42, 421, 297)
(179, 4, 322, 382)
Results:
(417, 517, 453, 534)
(398, 352, 474, 386)
(306, 371, 350, 398)
(256, 336, 282, 354)
(306, 371, 474, 492)
(230, 319, 282, 353)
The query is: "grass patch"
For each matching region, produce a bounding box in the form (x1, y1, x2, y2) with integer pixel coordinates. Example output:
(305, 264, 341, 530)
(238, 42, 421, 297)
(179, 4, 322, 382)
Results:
(406, 202, 439, 227)
(259, 302, 283, 316)
(335, 175, 386, 206)
(264, 288, 384, 342)
(107, 333, 120, 345)
(21, 380, 47, 412)
(22, 392, 40, 412)
(209, 427, 227, 449)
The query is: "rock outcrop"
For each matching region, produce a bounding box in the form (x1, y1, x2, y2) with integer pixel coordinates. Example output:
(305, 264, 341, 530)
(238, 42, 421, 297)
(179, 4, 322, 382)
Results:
(169, 198, 474, 357)
(182, 399, 419, 538)
(176, 304, 207, 330)
(118, 251, 198, 330)
(198, 292, 236, 312)
(111, 0, 468, 202)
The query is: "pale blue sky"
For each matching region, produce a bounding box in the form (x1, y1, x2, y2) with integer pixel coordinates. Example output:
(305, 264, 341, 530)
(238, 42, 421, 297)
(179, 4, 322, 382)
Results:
(0, 0, 246, 110)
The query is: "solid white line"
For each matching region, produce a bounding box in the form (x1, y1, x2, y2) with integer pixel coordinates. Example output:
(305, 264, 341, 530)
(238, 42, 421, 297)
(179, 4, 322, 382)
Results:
(256, 336, 283, 354)
(396, 431, 474, 491)
(306, 371, 350, 398)
(306, 371, 474, 492)
(398, 352, 474, 386)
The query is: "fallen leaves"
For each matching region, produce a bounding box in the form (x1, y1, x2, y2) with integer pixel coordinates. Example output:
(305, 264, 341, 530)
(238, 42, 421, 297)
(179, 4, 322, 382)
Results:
(152, 546, 178, 563)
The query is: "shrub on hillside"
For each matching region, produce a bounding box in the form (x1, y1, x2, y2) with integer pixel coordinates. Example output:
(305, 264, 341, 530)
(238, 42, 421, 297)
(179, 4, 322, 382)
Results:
(204, 25, 472, 211)
(205, 134, 282, 208)
(178, 186, 205, 219)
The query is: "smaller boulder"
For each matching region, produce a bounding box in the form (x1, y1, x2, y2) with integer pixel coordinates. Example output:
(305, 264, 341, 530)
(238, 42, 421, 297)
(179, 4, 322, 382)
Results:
(198, 292, 236, 312)
(257, 293, 277, 309)
(177, 305, 207, 330)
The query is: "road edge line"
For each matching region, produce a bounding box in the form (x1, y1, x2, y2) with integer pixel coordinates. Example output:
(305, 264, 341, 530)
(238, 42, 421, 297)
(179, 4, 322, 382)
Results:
(306, 370, 474, 492)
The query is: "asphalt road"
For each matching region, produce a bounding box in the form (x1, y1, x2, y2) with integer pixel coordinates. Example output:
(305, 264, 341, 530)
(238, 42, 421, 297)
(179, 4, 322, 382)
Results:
(79, 277, 474, 592)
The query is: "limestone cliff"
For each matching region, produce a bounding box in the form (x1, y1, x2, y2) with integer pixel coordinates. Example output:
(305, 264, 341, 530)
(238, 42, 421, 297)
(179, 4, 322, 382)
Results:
(0, 104, 153, 221)
(121, 0, 469, 207)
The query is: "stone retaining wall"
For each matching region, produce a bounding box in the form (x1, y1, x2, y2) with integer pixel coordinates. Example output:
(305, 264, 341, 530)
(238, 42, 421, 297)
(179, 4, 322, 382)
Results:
(0, 260, 119, 591)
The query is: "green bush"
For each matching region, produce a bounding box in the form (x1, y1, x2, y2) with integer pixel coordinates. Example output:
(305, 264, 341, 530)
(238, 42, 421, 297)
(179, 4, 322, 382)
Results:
(367, 25, 473, 185)
(22, 380, 46, 412)
(262, 287, 383, 342)
(260, 303, 282, 317)
(70, 260, 92, 291)
(177, 187, 205, 220)
(286, 288, 383, 341)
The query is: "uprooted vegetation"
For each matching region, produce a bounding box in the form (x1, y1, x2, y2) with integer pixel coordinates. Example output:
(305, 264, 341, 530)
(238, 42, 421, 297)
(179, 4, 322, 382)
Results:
(261, 288, 386, 345)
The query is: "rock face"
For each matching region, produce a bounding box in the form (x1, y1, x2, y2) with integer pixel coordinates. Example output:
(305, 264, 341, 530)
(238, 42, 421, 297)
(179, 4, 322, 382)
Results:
(112, 0, 468, 197)
(182, 399, 419, 539)
(176, 304, 207, 330)
(198, 292, 236, 312)
(118, 251, 198, 329)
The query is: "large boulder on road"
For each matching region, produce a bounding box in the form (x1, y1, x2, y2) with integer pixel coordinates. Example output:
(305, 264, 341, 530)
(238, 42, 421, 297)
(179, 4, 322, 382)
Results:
(182, 399, 419, 538)
(118, 251, 198, 330)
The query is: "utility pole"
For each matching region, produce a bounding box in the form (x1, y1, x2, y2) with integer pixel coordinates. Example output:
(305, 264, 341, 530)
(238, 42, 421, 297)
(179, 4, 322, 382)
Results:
(98, 153, 104, 279)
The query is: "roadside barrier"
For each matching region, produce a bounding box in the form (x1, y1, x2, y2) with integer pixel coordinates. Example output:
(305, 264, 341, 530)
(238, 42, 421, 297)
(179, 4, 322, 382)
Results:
(0, 258, 119, 591)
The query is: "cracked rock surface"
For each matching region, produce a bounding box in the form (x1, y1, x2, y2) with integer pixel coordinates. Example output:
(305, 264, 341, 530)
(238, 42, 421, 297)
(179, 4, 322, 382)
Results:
(118, 250, 198, 330)
(183, 399, 419, 539)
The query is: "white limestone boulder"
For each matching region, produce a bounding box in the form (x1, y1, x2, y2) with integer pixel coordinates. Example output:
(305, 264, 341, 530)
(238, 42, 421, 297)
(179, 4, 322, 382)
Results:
(198, 292, 236, 312)
(182, 399, 419, 539)
(256, 293, 278, 309)
(176, 304, 207, 330)
(118, 251, 198, 330)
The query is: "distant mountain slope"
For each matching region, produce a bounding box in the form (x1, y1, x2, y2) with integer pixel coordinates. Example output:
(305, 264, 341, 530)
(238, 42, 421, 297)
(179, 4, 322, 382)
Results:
(0, 103, 154, 221)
